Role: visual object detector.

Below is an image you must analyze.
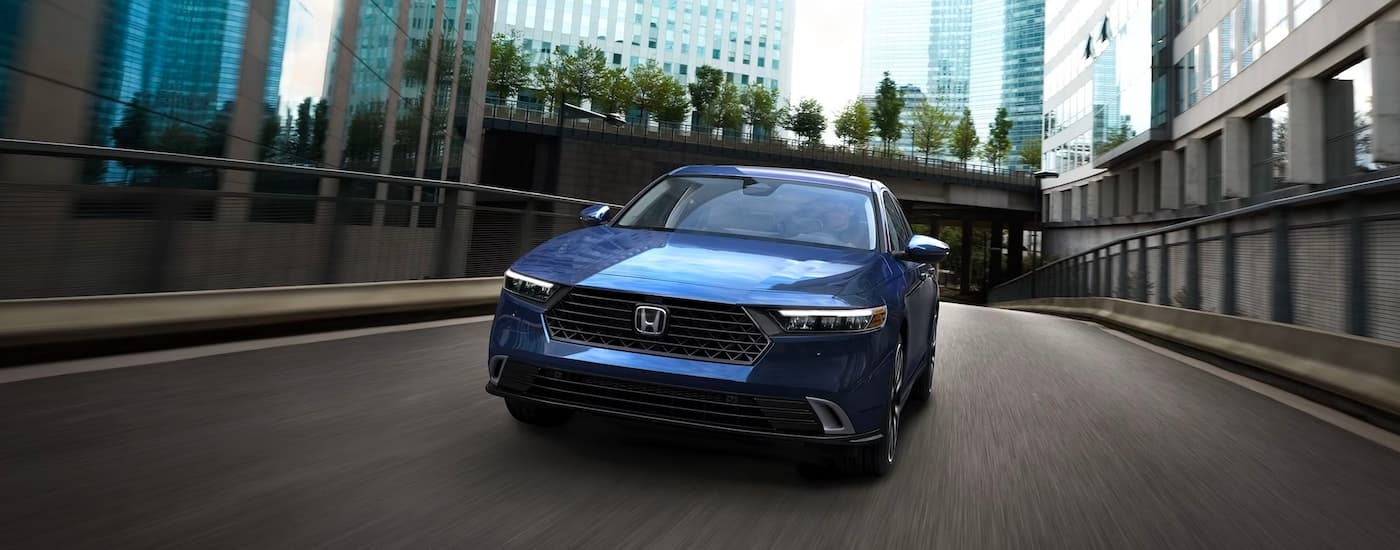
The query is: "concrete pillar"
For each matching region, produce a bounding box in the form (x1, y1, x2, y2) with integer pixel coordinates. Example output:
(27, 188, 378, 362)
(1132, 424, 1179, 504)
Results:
(1159, 149, 1182, 209)
(1118, 169, 1136, 215)
(1071, 186, 1085, 221)
(1249, 117, 1274, 195)
(217, 0, 277, 222)
(1222, 117, 1251, 199)
(1184, 139, 1208, 205)
(1060, 189, 1073, 222)
(1086, 180, 1100, 219)
(1287, 78, 1327, 184)
(1138, 160, 1158, 212)
(1047, 192, 1062, 222)
(1325, 79, 1356, 180)
(990, 221, 1004, 286)
(1007, 220, 1024, 279)
(1101, 175, 1118, 218)
(959, 219, 974, 292)
(1369, 21, 1400, 163)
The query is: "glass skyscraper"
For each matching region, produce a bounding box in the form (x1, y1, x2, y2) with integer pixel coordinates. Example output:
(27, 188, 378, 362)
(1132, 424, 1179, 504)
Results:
(492, 0, 794, 93)
(861, 0, 1042, 168)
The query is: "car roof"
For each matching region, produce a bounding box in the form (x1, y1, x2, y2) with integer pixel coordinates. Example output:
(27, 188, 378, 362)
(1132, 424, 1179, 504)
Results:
(666, 165, 879, 193)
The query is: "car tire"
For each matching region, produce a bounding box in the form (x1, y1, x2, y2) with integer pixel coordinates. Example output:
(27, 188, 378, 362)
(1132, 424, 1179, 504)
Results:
(834, 339, 903, 478)
(504, 397, 574, 427)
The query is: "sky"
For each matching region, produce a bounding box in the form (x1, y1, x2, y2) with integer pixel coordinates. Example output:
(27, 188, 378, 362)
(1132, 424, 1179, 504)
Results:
(277, 0, 867, 140)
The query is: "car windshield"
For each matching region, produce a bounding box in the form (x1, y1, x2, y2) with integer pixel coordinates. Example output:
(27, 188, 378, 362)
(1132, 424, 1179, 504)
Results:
(613, 175, 878, 250)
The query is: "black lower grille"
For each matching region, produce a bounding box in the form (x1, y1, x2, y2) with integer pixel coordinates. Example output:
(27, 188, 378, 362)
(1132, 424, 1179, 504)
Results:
(544, 287, 770, 365)
(502, 364, 823, 435)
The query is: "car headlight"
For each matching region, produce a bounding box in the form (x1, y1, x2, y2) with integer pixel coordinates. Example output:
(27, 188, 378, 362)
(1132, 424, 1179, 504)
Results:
(503, 269, 556, 302)
(773, 306, 887, 332)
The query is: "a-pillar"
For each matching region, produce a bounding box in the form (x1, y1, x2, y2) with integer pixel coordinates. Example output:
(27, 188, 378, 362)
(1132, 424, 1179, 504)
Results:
(1287, 78, 1327, 184)
(959, 219, 974, 293)
(1159, 148, 1183, 209)
(989, 220, 1004, 287)
(1369, 20, 1400, 163)
(1007, 220, 1025, 279)
(1222, 117, 1251, 200)
(1183, 139, 1208, 205)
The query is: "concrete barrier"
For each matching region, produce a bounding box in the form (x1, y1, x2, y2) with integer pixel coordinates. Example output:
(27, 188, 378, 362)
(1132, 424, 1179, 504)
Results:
(0, 278, 505, 347)
(996, 297, 1400, 417)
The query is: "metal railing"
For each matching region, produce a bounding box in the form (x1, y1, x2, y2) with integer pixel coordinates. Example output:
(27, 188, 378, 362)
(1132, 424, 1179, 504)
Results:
(0, 139, 619, 300)
(482, 103, 1040, 188)
(989, 172, 1400, 343)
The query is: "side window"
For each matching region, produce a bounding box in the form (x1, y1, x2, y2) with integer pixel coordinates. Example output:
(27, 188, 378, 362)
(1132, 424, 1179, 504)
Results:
(881, 192, 913, 251)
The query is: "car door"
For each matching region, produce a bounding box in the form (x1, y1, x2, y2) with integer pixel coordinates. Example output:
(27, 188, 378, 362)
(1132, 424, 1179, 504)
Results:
(881, 191, 934, 382)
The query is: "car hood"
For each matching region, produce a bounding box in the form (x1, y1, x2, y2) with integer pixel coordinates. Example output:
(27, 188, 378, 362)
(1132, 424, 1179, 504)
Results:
(510, 226, 891, 306)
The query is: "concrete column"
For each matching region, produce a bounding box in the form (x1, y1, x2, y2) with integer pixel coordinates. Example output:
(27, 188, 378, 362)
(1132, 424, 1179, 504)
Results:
(1007, 220, 1024, 279)
(1118, 169, 1136, 216)
(1047, 192, 1061, 222)
(218, 0, 277, 222)
(1071, 185, 1085, 221)
(1325, 79, 1356, 180)
(1369, 21, 1400, 163)
(1287, 78, 1327, 184)
(990, 221, 1004, 286)
(1138, 160, 1158, 212)
(1249, 117, 1274, 195)
(1222, 117, 1251, 199)
(1101, 175, 1118, 218)
(1160, 148, 1183, 209)
(959, 219, 974, 292)
(1060, 189, 1073, 222)
(1086, 180, 1100, 219)
(1183, 139, 1208, 205)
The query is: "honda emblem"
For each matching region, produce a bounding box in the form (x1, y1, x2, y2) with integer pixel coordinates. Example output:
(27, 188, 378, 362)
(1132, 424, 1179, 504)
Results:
(634, 305, 668, 335)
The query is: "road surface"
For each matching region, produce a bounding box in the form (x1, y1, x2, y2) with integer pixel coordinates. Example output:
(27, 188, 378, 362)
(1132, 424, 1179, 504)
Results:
(2, 304, 1398, 549)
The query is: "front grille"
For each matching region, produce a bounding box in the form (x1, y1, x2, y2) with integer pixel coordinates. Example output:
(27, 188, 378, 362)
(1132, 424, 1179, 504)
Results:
(501, 364, 823, 435)
(544, 287, 771, 365)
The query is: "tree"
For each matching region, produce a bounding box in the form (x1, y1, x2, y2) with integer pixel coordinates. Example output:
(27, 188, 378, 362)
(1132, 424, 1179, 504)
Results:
(714, 81, 745, 134)
(688, 65, 725, 129)
(981, 107, 1014, 169)
(591, 66, 636, 115)
(782, 98, 827, 146)
(909, 100, 954, 161)
(655, 78, 691, 128)
(1018, 137, 1042, 171)
(741, 84, 780, 141)
(311, 99, 329, 162)
(872, 72, 904, 153)
(1097, 116, 1134, 154)
(833, 100, 873, 149)
(111, 93, 153, 177)
(631, 60, 686, 124)
(533, 42, 608, 111)
(404, 33, 457, 92)
(201, 101, 235, 158)
(488, 31, 533, 103)
(344, 102, 386, 164)
(294, 98, 313, 158)
(952, 108, 980, 163)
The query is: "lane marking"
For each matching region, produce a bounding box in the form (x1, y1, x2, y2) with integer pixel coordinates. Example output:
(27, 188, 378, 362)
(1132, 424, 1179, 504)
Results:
(0, 315, 494, 385)
(1100, 327, 1400, 454)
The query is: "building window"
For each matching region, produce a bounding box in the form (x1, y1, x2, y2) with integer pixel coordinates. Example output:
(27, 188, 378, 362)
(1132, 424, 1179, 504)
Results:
(741, 74, 749, 84)
(758, 57, 764, 67)
(712, 48, 720, 59)
(613, 53, 622, 65)
(679, 64, 688, 75)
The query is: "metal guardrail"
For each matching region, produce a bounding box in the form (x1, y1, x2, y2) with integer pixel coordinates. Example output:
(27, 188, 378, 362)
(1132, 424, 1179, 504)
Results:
(482, 103, 1040, 188)
(0, 140, 620, 300)
(988, 172, 1400, 343)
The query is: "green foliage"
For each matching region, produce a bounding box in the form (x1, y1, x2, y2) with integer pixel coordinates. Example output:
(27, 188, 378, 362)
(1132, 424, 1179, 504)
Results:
(688, 65, 725, 128)
(1096, 116, 1134, 154)
(631, 60, 688, 124)
(909, 100, 954, 160)
(404, 32, 458, 92)
(782, 98, 827, 146)
(872, 72, 904, 151)
(1018, 137, 1042, 171)
(833, 100, 873, 148)
(534, 42, 608, 107)
(295, 98, 313, 158)
(111, 93, 153, 172)
(952, 107, 980, 163)
(714, 81, 745, 132)
(591, 66, 636, 115)
(344, 102, 386, 163)
(741, 84, 780, 138)
(980, 106, 1014, 169)
(488, 31, 534, 101)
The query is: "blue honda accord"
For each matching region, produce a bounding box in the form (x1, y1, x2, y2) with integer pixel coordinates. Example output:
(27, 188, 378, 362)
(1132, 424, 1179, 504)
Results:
(485, 165, 950, 476)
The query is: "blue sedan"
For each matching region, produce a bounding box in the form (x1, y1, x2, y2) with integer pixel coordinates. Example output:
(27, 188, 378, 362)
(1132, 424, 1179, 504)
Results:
(485, 165, 950, 476)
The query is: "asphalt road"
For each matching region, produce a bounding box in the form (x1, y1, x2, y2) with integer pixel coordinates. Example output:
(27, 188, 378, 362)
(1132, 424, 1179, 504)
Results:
(3, 304, 1399, 549)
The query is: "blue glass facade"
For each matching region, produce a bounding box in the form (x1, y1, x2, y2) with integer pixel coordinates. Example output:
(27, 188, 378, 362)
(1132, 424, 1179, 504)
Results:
(0, 0, 22, 135)
(970, 0, 1044, 171)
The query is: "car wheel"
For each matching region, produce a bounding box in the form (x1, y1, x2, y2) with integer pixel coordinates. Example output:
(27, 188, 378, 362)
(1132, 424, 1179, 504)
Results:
(504, 397, 574, 427)
(835, 339, 903, 478)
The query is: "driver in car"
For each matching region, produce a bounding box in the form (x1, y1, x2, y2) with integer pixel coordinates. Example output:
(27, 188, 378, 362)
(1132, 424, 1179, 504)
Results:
(815, 200, 865, 248)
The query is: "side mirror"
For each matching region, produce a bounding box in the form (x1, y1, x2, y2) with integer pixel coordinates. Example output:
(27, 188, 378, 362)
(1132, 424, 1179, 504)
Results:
(579, 204, 613, 226)
(899, 235, 950, 264)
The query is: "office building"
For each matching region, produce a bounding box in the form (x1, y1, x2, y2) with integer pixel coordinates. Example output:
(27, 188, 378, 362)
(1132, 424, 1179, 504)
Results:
(493, 0, 794, 94)
(1039, 0, 1392, 260)
(969, 0, 1044, 171)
